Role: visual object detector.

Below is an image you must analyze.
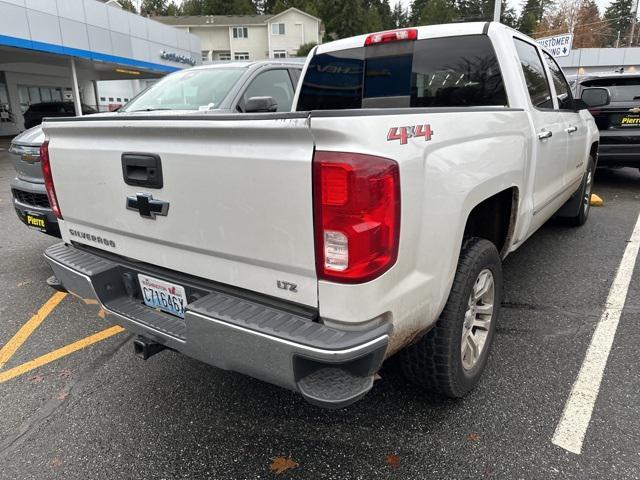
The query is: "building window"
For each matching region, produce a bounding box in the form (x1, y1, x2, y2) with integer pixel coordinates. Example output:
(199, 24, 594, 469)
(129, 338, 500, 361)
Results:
(273, 50, 287, 59)
(201, 50, 210, 61)
(124, 98, 129, 102)
(271, 23, 285, 35)
(109, 97, 114, 102)
(100, 97, 106, 102)
(17, 85, 65, 112)
(233, 27, 248, 39)
(219, 52, 231, 61)
(234, 52, 250, 60)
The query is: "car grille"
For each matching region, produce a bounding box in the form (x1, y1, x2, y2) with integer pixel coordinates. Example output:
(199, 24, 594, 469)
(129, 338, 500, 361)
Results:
(12, 189, 50, 209)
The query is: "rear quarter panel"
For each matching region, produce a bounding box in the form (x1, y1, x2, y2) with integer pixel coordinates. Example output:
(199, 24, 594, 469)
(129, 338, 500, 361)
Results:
(310, 109, 531, 353)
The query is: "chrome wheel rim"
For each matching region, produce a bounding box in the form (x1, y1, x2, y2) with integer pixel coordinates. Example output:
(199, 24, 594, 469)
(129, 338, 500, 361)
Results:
(583, 169, 593, 215)
(461, 269, 495, 371)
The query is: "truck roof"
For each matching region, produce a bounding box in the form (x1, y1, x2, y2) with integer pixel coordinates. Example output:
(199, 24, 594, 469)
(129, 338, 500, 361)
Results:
(316, 22, 491, 54)
(189, 58, 306, 71)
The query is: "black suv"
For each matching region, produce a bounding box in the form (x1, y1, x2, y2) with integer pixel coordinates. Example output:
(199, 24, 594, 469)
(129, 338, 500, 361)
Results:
(576, 74, 640, 171)
(23, 102, 97, 129)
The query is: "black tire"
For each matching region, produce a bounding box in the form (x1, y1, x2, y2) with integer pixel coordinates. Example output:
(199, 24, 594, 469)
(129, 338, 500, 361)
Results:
(565, 155, 595, 227)
(399, 237, 502, 398)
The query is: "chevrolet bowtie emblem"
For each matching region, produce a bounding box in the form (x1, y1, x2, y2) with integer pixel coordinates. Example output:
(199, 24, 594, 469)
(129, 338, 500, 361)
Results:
(126, 193, 169, 219)
(629, 107, 640, 113)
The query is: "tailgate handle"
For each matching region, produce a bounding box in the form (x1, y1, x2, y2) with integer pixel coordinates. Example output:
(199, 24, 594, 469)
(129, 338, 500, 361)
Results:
(122, 153, 163, 189)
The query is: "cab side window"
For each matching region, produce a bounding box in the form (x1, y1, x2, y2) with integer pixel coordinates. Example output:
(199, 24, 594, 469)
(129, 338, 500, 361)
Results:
(242, 69, 294, 112)
(514, 38, 553, 109)
(542, 51, 574, 110)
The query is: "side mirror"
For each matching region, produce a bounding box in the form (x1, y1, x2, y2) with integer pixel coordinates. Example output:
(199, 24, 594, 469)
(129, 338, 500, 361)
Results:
(581, 87, 610, 108)
(244, 96, 277, 113)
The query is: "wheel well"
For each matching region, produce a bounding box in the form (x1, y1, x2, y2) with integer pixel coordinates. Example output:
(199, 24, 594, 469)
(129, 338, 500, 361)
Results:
(463, 188, 518, 257)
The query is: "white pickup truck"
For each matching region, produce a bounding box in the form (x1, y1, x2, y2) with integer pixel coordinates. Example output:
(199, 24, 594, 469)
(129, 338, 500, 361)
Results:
(42, 22, 598, 408)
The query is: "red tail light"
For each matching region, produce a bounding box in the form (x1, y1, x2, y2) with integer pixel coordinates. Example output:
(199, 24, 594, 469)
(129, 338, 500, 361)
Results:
(313, 151, 400, 283)
(365, 28, 417, 46)
(40, 140, 62, 219)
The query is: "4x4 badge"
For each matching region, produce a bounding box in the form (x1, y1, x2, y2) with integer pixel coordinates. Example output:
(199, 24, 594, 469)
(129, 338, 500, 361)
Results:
(126, 193, 169, 219)
(387, 124, 434, 145)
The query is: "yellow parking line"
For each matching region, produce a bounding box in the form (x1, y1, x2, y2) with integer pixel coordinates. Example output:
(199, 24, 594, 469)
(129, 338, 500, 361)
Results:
(0, 325, 124, 383)
(0, 291, 67, 369)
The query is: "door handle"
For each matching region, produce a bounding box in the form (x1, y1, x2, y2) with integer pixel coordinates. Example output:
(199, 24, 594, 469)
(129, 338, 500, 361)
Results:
(565, 125, 578, 133)
(537, 130, 553, 140)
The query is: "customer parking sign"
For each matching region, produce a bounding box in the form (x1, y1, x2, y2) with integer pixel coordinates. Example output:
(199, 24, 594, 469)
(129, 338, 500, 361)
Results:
(536, 34, 573, 57)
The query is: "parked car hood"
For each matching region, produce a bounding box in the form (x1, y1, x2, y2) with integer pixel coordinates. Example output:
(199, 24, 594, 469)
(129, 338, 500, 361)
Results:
(12, 112, 120, 146)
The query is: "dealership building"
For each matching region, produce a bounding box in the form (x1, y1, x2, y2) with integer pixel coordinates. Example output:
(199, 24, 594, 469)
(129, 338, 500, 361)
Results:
(0, 0, 201, 135)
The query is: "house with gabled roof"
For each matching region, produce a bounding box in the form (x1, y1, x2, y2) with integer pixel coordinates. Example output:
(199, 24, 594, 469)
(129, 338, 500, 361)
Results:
(154, 7, 323, 62)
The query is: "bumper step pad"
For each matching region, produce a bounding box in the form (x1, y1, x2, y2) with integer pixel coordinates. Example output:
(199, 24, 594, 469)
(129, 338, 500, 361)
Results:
(298, 368, 375, 409)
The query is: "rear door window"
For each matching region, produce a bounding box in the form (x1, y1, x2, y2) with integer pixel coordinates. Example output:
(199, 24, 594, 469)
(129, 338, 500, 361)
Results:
(513, 38, 553, 109)
(297, 35, 507, 111)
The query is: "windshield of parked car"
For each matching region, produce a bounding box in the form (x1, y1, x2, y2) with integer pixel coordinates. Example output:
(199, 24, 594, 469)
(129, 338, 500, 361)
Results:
(123, 67, 246, 112)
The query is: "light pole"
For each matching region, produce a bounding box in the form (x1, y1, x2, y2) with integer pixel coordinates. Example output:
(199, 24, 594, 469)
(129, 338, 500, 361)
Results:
(493, 0, 501, 22)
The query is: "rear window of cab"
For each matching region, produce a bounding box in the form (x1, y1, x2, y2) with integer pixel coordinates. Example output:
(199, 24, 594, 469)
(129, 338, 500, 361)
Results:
(297, 35, 507, 110)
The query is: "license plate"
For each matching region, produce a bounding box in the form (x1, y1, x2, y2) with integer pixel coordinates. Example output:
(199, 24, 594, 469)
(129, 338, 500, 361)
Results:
(23, 211, 47, 231)
(620, 114, 640, 126)
(138, 274, 187, 318)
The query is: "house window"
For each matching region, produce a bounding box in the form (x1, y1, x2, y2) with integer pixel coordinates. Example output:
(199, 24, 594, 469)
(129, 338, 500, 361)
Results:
(273, 50, 287, 59)
(233, 27, 248, 39)
(271, 23, 285, 35)
(234, 52, 250, 60)
(219, 52, 231, 61)
(201, 50, 210, 61)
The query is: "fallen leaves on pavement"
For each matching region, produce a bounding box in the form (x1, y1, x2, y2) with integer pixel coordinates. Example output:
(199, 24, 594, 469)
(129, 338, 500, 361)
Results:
(467, 432, 480, 442)
(386, 454, 400, 468)
(269, 456, 298, 474)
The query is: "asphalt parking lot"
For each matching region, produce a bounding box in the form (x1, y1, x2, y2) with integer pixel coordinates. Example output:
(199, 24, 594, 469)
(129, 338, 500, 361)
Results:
(0, 139, 639, 479)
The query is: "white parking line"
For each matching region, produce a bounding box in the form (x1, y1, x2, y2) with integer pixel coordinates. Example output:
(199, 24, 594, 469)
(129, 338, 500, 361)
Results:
(552, 211, 640, 455)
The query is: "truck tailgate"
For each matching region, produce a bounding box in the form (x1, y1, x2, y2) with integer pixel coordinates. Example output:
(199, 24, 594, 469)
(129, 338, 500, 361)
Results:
(44, 116, 318, 306)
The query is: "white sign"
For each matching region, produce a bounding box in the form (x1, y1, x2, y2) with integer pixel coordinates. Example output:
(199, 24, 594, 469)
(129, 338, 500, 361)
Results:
(536, 33, 573, 58)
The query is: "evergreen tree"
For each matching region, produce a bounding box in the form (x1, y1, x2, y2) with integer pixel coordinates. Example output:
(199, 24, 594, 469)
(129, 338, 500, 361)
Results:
(419, 0, 457, 25)
(518, 0, 549, 33)
(202, 0, 256, 14)
(391, 2, 409, 27)
(604, 0, 635, 45)
(140, 0, 166, 15)
(500, 0, 518, 26)
(119, 0, 137, 13)
(255, 0, 278, 14)
(409, 0, 429, 25)
(165, 1, 180, 15)
(180, 0, 205, 15)
(328, 0, 369, 38)
(273, 0, 319, 16)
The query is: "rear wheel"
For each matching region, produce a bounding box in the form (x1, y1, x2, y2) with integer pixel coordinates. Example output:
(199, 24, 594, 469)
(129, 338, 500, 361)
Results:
(565, 155, 595, 227)
(399, 237, 502, 397)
